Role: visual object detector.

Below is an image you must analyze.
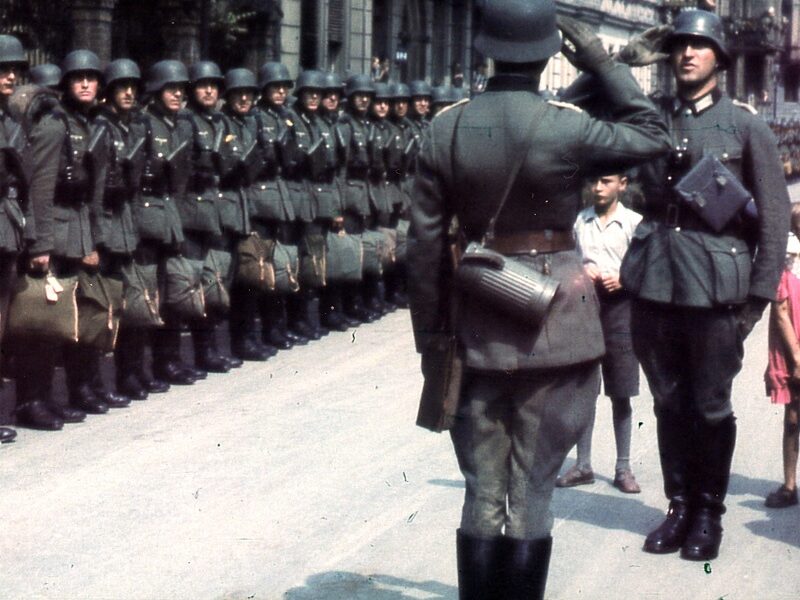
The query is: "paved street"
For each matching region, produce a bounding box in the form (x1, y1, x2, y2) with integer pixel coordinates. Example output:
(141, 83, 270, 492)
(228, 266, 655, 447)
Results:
(0, 305, 798, 600)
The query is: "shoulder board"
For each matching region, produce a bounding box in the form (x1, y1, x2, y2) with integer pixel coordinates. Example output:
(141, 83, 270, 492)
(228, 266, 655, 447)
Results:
(732, 99, 758, 115)
(547, 100, 583, 113)
(434, 98, 470, 119)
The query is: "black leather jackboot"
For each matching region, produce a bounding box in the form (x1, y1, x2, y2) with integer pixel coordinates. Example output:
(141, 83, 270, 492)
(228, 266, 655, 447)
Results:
(644, 410, 694, 554)
(501, 535, 553, 600)
(681, 415, 736, 561)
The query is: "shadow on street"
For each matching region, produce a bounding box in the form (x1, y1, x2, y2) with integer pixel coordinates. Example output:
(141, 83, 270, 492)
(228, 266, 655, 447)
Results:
(284, 572, 457, 599)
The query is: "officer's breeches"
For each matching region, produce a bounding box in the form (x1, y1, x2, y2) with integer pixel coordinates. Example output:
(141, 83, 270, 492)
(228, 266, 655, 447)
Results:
(450, 361, 599, 539)
(631, 300, 743, 424)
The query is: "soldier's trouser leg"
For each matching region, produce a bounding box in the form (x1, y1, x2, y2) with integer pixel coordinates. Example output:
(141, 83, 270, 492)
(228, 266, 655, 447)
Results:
(633, 302, 742, 556)
(261, 293, 295, 349)
(450, 363, 597, 599)
(681, 308, 741, 560)
(64, 342, 109, 414)
(192, 317, 230, 374)
(13, 336, 65, 430)
(230, 281, 272, 361)
(451, 362, 599, 538)
(321, 284, 350, 331)
(116, 325, 149, 398)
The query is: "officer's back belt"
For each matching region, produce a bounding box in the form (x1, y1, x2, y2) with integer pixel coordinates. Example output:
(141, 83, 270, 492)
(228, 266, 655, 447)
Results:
(485, 230, 575, 255)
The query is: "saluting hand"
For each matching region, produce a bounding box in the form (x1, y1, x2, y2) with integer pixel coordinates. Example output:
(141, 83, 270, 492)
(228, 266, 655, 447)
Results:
(616, 25, 674, 67)
(557, 16, 613, 74)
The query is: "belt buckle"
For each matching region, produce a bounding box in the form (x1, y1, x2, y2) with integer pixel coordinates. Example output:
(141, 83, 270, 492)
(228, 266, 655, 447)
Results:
(665, 203, 680, 228)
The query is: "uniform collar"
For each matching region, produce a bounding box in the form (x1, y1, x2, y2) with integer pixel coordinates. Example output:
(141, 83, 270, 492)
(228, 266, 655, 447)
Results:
(485, 74, 539, 94)
(486, 73, 539, 94)
(672, 87, 722, 116)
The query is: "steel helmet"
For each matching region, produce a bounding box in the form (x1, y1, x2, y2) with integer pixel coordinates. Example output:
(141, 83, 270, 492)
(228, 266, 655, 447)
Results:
(323, 72, 344, 93)
(224, 68, 258, 93)
(104, 59, 141, 89)
(408, 80, 432, 98)
(145, 60, 189, 94)
(473, 0, 562, 63)
(345, 74, 375, 97)
(295, 69, 328, 92)
(0, 35, 27, 68)
(258, 62, 293, 90)
(666, 9, 730, 68)
(372, 82, 393, 101)
(30, 64, 61, 88)
(189, 61, 224, 86)
(390, 82, 411, 100)
(60, 49, 103, 84)
(431, 86, 452, 106)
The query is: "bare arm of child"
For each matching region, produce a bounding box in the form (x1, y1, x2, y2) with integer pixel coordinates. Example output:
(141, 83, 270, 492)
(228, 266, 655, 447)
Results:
(774, 297, 800, 380)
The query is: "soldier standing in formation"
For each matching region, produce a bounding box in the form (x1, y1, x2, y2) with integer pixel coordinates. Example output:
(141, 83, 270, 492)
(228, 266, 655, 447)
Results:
(102, 59, 171, 400)
(17, 50, 110, 429)
(137, 60, 194, 385)
(366, 82, 396, 314)
(408, 80, 431, 138)
(317, 71, 353, 331)
(337, 74, 378, 323)
(182, 61, 241, 374)
(408, 0, 670, 596)
(620, 10, 790, 561)
(92, 58, 142, 405)
(223, 67, 275, 362)
(283, 69, 329, 340)
(0, 35, 28, 442)
(253, 62, 304, 348)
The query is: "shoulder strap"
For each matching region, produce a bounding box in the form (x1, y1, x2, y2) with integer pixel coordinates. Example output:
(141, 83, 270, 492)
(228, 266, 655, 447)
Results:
(482, 100, 548, 246)
(52, 110, 75, 165)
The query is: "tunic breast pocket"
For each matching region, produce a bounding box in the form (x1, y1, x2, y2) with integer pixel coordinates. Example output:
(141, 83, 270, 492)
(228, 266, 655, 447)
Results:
(132, 196, 167, 242)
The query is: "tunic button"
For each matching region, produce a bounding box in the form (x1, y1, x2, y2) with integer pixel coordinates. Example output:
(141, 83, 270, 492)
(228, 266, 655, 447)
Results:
(317, 187, 322, 192)
(731, 247, 737, 254)
(261, 185, 266, 190)
(157, 153, 164, 158)
(218, 193, 223, 198)
(144, 202, 150, 207)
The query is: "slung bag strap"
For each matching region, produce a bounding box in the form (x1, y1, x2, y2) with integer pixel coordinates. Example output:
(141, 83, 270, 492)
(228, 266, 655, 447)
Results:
(481, 99, 548, 247)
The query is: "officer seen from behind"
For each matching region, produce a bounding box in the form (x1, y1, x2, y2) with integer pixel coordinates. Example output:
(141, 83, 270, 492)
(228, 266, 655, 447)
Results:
(408, 0, 671, 597)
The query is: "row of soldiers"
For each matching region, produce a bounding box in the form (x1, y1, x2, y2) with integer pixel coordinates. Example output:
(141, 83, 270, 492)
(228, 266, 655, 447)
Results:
(0, 33, 444, 438)
(768, 116, 800, 180)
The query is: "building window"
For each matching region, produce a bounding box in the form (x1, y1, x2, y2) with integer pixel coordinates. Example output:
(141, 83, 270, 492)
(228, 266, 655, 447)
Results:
(300, 0, 319, 69)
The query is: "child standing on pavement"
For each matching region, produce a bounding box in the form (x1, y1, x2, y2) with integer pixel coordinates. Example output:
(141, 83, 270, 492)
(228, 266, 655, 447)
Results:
(764, 203, 800, 508)
(557, 173, 643, 493)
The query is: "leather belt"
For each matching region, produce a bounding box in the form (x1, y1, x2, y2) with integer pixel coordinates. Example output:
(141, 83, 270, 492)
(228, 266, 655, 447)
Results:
(486, 230, 575, 255)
